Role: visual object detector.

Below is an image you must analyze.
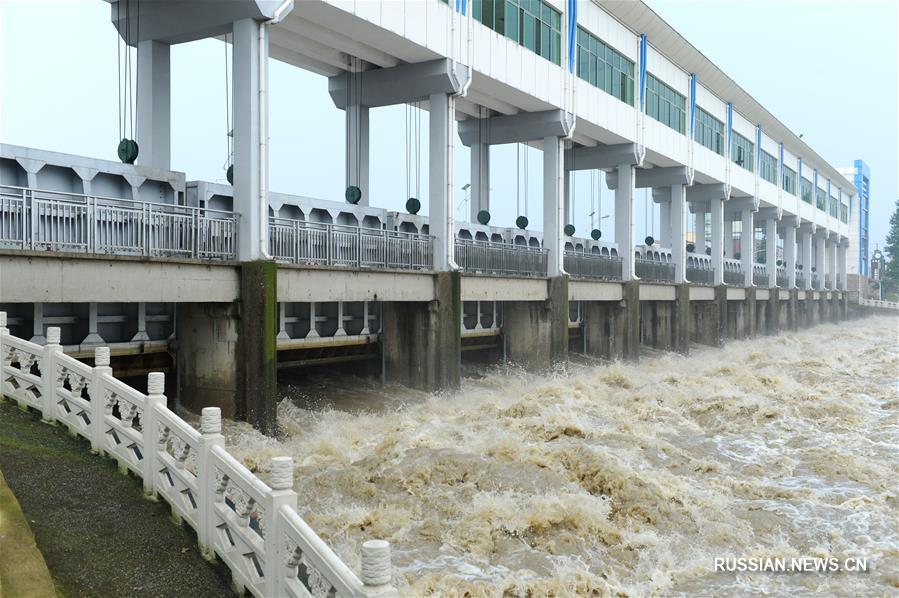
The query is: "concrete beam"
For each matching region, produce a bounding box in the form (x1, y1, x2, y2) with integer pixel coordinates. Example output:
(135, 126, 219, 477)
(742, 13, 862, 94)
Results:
(564, 143, 639, 171)
(606, 166, 689, 190)
(461, 276, 548, 302)
(458, 110, 573, 147)
(277, 268, 436, 302)
(686, 183, 728, 203)
(568, 281, 623, 302)
(329, 59, 466, 109)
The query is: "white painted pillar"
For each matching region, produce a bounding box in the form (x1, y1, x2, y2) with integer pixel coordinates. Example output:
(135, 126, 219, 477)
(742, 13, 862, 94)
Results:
(83, 302, 104, 345)
(136, 40, 171, 171)
(765, 218, 778, 288)
(694, 211, 706, 252)
(827, 237, 837, 290)
(784, 224, 797, 288)
(132, 302, 150, 342)
(614, 165, 636, 281)
(429, 92, 455, 271)
(670, 184, 686, 283)
(346, 103, 370, 205)
(659, 201, 671, 247)
(470, 142, 489, 222)
(815, 231, 826, 290)
(543, 136, 566, 277)
(710, 197, 724, 286)
(837, 241, 848, 290)
(31, 303, 46, 344)
(232, 18, 268, 261)
(277, 303, 290, 340)
(800, 228, 813, 290)
(741, 208, 754, 287)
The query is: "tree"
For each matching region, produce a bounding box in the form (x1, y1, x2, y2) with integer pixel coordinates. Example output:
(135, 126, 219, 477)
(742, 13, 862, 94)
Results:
(882, 199, 899, 294)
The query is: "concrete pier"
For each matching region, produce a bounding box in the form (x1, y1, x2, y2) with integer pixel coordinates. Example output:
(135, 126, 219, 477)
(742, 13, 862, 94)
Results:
(176, 303, 240, 417)
(238, 262, 278, 435)
(504, 276, 569, 368)
(583, 300, 627, 360)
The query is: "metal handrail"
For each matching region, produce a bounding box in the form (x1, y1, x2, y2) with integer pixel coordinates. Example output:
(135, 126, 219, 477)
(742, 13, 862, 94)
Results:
(686, 266, 714, 286)
(635, 258, 675, 283)
(455, 238, 548, 277)
(564, 250, 622, 280)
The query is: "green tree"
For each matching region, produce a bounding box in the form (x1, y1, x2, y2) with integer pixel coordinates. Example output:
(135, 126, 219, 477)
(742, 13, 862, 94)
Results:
(882, 199, 899, 293)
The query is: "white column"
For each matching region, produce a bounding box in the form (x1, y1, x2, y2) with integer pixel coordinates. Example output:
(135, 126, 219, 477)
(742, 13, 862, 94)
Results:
(232, 18, 268, 261)
(543, 136, 565, 277)
(136, 40, 171, 171)
(429, 93, 455, 271)
(694, 210, 706, 252)
(614, 165, 636, 281)
(83, 302, 104, 345)
(827, 236, 837, 290)
(765, 218, 778, 288)
(659, 201, 671, 247)
(132, 301, 150, 342)
(815, 231, 826, 290)
(837, 241, 847, 290)
(710, 197, 724, 286)
(800, 228, 813, 290)
(670, 184, 686, 284)
(31, 303, 46, 344)
(741, 208, 754, 287)
(470, 142, 489, 222)
(784, 224, 797, 288)
(346, 103, 370, 205)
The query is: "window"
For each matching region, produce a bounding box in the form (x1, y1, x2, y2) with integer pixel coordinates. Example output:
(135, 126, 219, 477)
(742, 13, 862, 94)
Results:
(829, 194, 838, 218)
(646, 74, 686, 134)
(816, 187, 826, 211)
(694, 106, 724, 155)
(759, 150, 777, 184)
(731, 131, 754, 172)
(840, 203, 848, 223)
(576, 27, 634, 105)
(471, 0, 561, 65)
(782, 164, 796, 195)
(800, 178, 813, 204)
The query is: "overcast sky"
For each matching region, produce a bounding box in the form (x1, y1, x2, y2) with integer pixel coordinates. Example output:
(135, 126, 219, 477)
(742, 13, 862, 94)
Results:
(1, 0, 896, 249)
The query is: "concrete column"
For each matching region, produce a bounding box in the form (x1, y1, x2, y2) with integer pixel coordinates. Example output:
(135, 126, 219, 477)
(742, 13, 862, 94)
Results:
(837, 240, 848, 290)
(543, 136, 565, 277)
(232, 18, 268, 261)
(741, 208, 754, 287)
(784, 224, 797, 288)
(694, 211, 706, 252)
(710, 197, 724, 286)
(659, 201, 671, 247)
(764, 217, 777, 288)
(614, 165, 636, 281)
(238, 262, 278, 435)
(623, 281, 640, 360)
(470, 142, 490, 222)
(136, 40, 171, 171)
(670, 184, 686, 284)
(83, 302, 104, 345)
(673, 283, 690, 354)
(430, 93, 455, 271)
(827, 236, 837, 289)
(177, 303, 240, 419)
(584, 301, 625, 359)
(346, 103, 370, 205)
(504, 278, 568, 367)
(743, 287, 757, 338)
(383, 272, 461, 389)
(800, 227, 813, 290)
(815, 231, 826, 290)
(132, 302, 151, 342)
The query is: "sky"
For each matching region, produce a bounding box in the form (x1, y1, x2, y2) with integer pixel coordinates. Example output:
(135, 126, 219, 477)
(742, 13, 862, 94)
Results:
(1, 0, 897, 250)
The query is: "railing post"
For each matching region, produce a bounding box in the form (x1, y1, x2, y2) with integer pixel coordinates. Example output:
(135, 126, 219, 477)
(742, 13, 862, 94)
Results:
(361, 539, 397, 597)
(197, 406, 224, 560)
(326, 223, 333, 266)
(90, 346, 112, 454)
(86, 196, 94, 253)
(27, 189, 35, 250)
(357, 226, 362, 267)
(143, 203, 151, 257)
(40, 326, 62, 423)
(265, 456, 297, 598)
(142, 372, 166, 498)
(194, 209, 200, 258)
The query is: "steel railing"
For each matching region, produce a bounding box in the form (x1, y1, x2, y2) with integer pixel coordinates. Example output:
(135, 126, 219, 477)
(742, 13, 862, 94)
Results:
(723, 270, 744, 286)
(455, 238, 548, 277)
(564, 251, 622, 280)
(795, 272, 806, 288)
(812, 273, 820, 288)
(776, 269, 789, 288)
(824, 275, 832, 289)
(635, 258, 675, 283)
(269, 218, 433, 270)
(0, 185, 238, 260)
(686, 266, 714, 286)
(753, 270, 769, 287)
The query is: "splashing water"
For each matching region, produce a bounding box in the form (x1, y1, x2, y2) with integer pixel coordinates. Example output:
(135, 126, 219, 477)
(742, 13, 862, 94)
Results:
(223, 316, 899, 595)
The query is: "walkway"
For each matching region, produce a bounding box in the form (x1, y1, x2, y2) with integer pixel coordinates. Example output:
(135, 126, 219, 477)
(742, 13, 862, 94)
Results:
(0, 400, 235, 598)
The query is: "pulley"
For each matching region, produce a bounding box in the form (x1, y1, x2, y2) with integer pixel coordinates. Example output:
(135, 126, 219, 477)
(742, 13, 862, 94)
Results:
(406, 197, 421, 215)
(345, 185, 362, 205)
(735, 252, 741, 259)
(516, 215, 529, 229)
(686, 242, 695, 253)
(705, 247, 711, 256)
(644, 235, 655, 246)
(226, 164, 234, 185)
(117, 139, 139, 164)
(477, 210, 491, 225)
(564, 224, 575, 236)
(591, 229, 601, 240)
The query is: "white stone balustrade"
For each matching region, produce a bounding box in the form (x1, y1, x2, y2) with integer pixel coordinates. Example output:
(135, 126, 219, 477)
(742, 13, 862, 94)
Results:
(0, 315, 394, 598)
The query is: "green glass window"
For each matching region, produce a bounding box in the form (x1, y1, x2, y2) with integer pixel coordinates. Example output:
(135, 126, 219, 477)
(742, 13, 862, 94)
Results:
(829, 194, 838, 218)
(646, 74, 686, 134)
(693, 106, 724, 155)
(815, 187, 826, 211)
(576, 26, 634, 105)
(840, 203, 848, 223)
(800, 178, 813, 204)
(782, 164, 796, 195)
(731, 131, 754, 172)
(469, 0, 560, 64)
(759, 150, 777, 184)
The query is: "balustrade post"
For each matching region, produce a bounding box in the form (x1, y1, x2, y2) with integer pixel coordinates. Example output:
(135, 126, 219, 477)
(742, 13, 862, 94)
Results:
(89, 346, 112, 454)
(40, 327, 62, 423)
(265, 456, 297, 598)
(197, 406, 225, 560)
(142, 372, 166, 497)
(144, 203, 150, 256)
(361, 539, 397, 597)
(86, 196, 95, 253)
(357, 226, 362, 267)
(193, 210, 200, 258)
(327, 223, 333, 266)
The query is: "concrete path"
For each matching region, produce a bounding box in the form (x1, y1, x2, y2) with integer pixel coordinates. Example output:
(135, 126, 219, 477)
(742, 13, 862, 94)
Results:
(0, 467, 56, 597)
(0, 400, 235, 598)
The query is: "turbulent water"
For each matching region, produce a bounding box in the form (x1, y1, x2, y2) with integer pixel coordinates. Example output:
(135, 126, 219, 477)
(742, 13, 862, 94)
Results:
(224, 316, 899, 596)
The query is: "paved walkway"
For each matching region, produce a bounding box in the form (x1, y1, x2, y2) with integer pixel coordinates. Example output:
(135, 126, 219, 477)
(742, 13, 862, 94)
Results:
(0, 400, 235, 598)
